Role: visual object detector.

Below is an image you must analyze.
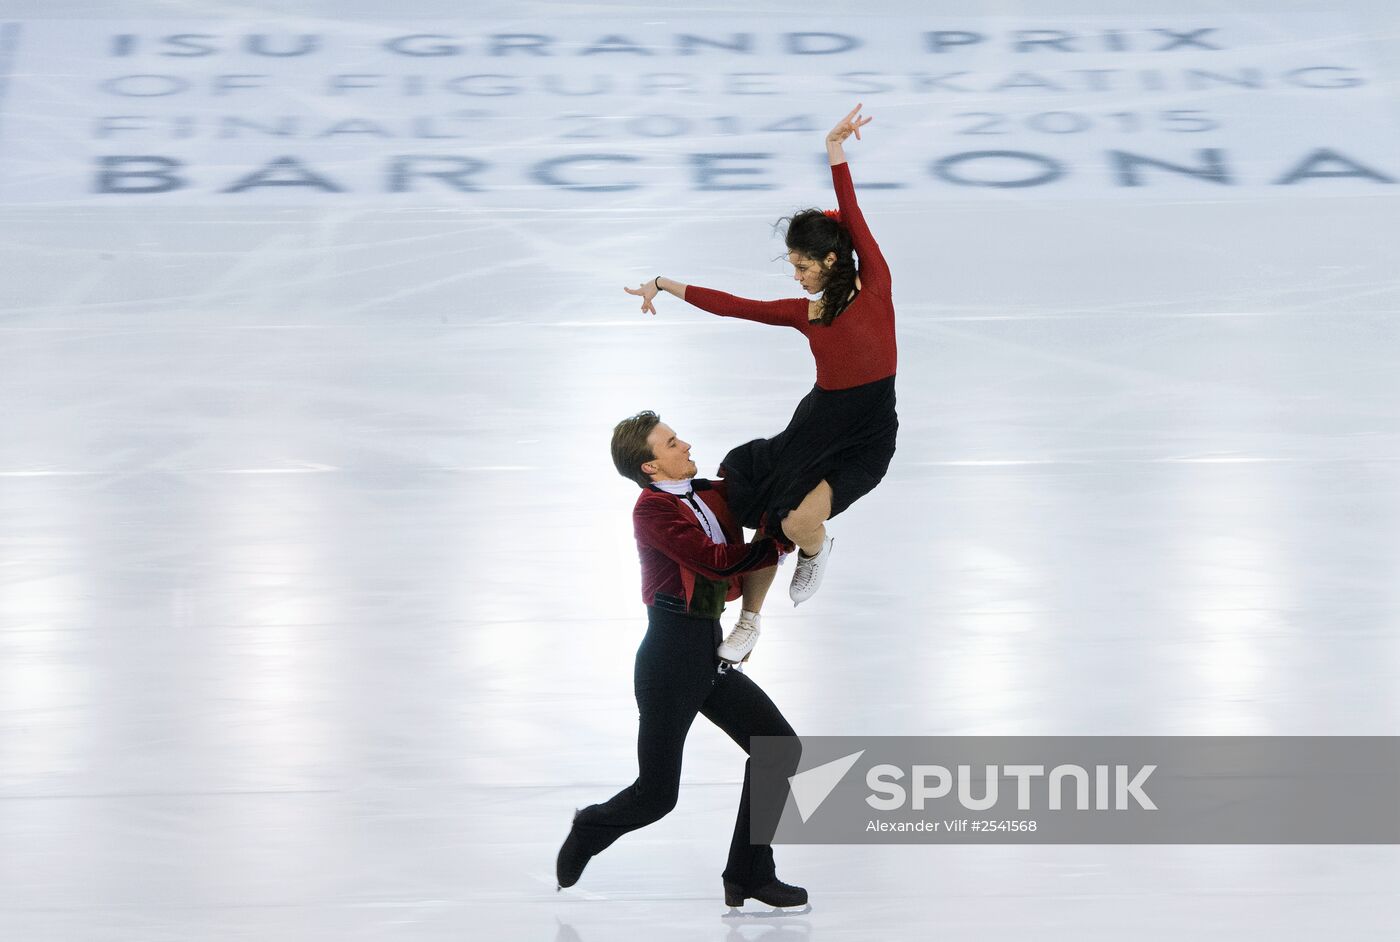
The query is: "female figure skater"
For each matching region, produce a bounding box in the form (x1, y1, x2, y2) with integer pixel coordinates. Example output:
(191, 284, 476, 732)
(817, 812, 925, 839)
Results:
(625, 104, 896, 604)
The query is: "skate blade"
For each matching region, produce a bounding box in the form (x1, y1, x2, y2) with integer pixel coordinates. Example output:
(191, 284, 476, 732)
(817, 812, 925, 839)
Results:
(722, 904, 813, 918)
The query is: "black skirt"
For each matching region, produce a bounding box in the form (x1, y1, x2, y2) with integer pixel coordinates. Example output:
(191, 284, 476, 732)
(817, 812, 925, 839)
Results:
(718, 374, 897, 537)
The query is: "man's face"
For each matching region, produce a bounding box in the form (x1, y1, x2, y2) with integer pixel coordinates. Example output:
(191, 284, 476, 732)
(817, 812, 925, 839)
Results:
(642, 423, 697, 482)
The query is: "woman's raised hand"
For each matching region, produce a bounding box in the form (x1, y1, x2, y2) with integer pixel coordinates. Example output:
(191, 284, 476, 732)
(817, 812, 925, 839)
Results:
(827, 103, 872, 145)
(624, 278, 660, 315)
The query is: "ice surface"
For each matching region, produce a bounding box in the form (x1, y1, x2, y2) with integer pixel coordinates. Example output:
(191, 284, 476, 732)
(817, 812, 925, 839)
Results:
(2, 1, 1399, 939)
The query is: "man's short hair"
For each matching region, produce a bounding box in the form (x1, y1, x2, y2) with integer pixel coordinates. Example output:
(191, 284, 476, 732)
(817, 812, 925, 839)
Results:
(611, 411, 661, 488)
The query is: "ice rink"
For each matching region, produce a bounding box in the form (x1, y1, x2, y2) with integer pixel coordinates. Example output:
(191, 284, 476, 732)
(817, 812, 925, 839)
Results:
(3, 1, 1400, 939)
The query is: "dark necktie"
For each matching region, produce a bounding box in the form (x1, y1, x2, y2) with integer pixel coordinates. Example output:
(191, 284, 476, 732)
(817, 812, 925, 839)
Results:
(681, 491, 718, 543)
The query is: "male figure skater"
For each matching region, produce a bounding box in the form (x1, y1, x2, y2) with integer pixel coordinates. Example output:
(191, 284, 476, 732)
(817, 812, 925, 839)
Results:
(555, 411, 806, 909)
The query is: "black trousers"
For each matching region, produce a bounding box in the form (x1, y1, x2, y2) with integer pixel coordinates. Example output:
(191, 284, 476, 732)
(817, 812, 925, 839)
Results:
(570, 607, 799, 888)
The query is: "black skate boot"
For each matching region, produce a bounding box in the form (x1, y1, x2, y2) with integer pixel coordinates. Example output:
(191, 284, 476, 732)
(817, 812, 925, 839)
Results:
(555, 811, 594, 889)
(723, 877, 809, 909)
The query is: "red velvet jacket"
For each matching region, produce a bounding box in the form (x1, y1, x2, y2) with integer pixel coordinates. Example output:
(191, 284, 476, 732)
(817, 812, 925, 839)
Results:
(633, 479, 782, 617)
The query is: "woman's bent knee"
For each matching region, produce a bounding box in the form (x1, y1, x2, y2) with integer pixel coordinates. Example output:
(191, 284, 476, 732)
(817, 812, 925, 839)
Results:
(782, 509, 817, 540)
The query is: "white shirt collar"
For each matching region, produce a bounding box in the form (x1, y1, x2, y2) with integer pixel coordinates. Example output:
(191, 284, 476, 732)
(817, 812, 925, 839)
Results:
(652, 479, 695, 496)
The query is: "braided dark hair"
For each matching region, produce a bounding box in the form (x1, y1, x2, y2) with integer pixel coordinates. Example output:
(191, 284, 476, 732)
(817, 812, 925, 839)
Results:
(777, 209, 858, 327)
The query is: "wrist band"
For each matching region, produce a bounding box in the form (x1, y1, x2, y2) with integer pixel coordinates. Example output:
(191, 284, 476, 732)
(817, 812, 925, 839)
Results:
(654, 276, 662, 291)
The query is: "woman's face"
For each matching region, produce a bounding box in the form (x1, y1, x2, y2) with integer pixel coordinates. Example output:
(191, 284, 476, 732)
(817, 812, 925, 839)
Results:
(788, 250, 836, 295)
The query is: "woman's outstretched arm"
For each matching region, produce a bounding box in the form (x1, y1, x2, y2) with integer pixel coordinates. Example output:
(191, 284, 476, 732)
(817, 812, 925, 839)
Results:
(624, 277, 803, 328)
(825, 104, 890, 292)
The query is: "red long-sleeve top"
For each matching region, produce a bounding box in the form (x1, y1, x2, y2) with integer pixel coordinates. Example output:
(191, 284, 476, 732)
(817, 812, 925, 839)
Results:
(683, 161, 896, 391)
(633, 479, 781, 615)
